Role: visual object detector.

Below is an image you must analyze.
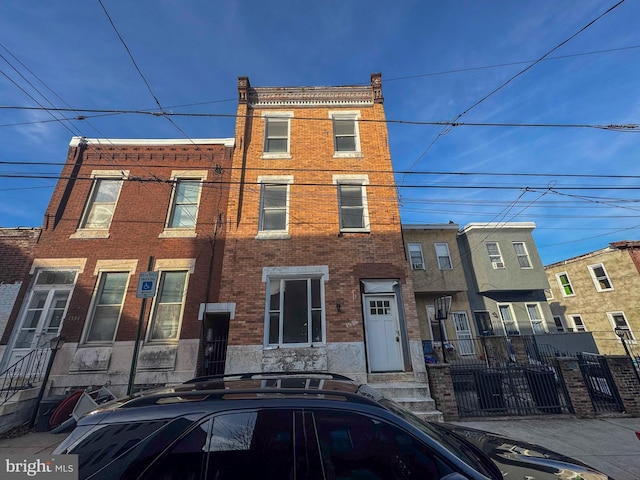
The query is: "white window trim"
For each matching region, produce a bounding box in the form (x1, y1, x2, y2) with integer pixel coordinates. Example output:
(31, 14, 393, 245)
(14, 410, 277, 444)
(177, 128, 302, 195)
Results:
(333, 174, 370, 233)
(256, 175, 293, 240)
(329, 110, 362, 158)
(146, 268, 191, 343)
(81, 264, 135, 345)
(556, 272, 575, 297)
(497, 303, 520, 335)
(526, 302, 547, 334)
(513, 241, 532, 269)
(569, 314, 586, 332)
(486, 242, 505, 269)
(262, 111, 293, 159)
(544, 288, 554, 300)
(607, 311, 635, 343)
(71, 170, 129, 239)
(159, 170, 208, 238)
(588, 263, 614, 292)
(434, 242, 453, 270)
(262, 265, 329, 348)
(408, 243, 425, 270)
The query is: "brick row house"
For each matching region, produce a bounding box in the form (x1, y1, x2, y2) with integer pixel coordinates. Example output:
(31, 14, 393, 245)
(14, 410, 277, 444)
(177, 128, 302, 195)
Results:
(0, 138, 234, 395)
(1, 76, 438, 417)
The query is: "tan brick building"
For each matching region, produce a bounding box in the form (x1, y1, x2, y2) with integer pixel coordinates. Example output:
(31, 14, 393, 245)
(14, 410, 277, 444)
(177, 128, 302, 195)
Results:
(0, 138, 234, 395)
(545, 241, 640, 356)
(217, 75, 431, 395)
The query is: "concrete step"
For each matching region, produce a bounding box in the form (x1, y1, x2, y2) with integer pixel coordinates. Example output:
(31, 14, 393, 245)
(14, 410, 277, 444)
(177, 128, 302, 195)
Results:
(367, 372, 417, 383)
(366, 378, 443, 422)
(412, 410, 444, 423)
(392, 397, 437, 412)
(369, 382, 431, 400)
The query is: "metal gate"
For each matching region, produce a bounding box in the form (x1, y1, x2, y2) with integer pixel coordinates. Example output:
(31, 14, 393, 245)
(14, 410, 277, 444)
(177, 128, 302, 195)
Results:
(451, 364, 572, 418)
(578, 353, 623, 413)
(203, 336, 228, 376)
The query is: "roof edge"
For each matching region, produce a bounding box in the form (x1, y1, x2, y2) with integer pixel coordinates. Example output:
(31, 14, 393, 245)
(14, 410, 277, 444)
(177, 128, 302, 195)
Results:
(69, 137, 235, 148)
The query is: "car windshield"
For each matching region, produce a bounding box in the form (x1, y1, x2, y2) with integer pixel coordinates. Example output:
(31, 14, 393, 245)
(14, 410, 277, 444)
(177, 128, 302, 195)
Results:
(379, 398, 499, 479)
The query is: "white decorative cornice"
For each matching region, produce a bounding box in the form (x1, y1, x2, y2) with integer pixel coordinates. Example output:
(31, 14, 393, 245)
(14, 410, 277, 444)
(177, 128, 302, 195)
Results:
(69, 137, 235, 147)
(248, 86, 374, 108)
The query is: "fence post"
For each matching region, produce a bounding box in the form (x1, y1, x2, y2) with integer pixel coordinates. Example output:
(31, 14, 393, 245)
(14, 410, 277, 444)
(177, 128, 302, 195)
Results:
(555, 357, 594, 418)
(604, 355, 640, 417)
(426, 363, 458, 421)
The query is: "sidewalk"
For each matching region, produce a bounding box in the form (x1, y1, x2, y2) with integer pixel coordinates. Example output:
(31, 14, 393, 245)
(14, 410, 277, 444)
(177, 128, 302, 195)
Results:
(454, 415, 640, 480)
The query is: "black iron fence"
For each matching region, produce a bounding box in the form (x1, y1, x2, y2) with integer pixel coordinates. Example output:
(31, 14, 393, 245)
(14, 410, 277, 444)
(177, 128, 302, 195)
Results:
(0, 347, 50, 404)
(577, 353, 624, 413)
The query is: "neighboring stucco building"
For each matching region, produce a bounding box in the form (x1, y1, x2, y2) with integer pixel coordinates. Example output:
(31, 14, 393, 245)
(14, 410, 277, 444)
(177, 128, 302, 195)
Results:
(545, 241, 640, 355)
(457, 222, 554, 337)
(217, 75, 432, 401)
(0, 138, 234, 395)
(402, 224, 474, 358)
(0, 227, 40, 361)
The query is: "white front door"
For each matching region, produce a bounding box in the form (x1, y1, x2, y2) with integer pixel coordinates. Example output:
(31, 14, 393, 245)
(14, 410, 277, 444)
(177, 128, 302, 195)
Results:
(453, 311, 475, 355)
(364, 295, 403, 372)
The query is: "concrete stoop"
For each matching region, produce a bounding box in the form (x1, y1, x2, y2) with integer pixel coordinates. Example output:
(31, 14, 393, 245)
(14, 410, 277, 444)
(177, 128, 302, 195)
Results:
(0, 386, 40, 434)
(367, 372, 443, 423)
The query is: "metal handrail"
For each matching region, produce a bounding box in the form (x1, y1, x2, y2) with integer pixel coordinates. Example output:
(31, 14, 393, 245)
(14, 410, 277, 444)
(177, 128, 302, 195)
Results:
(0, 346, 50, 405)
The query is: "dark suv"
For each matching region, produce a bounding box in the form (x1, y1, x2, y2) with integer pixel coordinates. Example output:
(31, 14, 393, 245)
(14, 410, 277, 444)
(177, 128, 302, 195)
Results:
(54, 372, 609, 479)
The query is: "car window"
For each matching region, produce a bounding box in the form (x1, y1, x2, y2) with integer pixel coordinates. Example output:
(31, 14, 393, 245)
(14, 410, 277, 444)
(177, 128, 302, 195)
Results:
(311, 409, 450, 479)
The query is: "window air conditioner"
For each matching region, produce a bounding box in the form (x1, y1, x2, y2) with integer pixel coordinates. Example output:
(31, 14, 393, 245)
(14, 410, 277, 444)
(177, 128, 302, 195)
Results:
(492, 261, 505, 269)
(413, 262, 424, 270)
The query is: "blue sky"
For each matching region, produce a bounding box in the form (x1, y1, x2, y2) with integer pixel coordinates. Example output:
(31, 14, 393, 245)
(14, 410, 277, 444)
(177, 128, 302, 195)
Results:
(0, 0, 639, 265)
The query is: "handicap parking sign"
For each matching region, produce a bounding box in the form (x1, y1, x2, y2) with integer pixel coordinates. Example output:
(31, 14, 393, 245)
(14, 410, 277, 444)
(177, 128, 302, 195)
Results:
(136, 271, 159, 298)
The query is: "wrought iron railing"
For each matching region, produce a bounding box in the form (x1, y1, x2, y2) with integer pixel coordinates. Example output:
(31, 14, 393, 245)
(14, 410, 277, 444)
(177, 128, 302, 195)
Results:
(0, 347, 50, 405)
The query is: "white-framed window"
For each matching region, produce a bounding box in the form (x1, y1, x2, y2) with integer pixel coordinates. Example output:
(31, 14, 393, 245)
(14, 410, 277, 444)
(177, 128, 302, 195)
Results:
(257, 176, 293, 239)
(84, 271, 130, 343)
(333, 175, 370, 233)
(168, 179, 202, 229)
(73, 171, 128, 238)
(544, 288, 554, 300)
(608, 311, 634, 342)
(263, 266, 328, 347)
(262, 112, 293, 158)
(553, 315, 565, 333)
(329, 110, 361, 157)
(588, 263, 613, 292)
(434, 243, 453, 270)
(486, 242, 504, 269)
(408, 243, 424, 270)
(12, 269, 77, 350)
(556, 272, 575, 297)
(498, 303, 519, 335)
(570, 314, 586, 332)
(526, 303, 547, 334)
(513, 242, 532, 268)
(148, 270, 188, 341)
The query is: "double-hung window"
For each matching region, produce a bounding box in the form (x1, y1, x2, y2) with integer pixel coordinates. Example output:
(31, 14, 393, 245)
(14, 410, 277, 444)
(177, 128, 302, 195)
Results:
(513, 242, 532, 268)
(408, 244, 424, 270)
(556, 272, 575, 297)
(434, 243, 453, 269)
(264, 266, 327, 346)
(588, 264, 613, 291)
(498, 303, 519, 335)
(608, 311, 634, 341)
(85, 271, 130, 343)
(334, 175, 370, 233)
(148, 270, 188, 341)
(486, 242, 504, 268)
(263, 112, 292, 158)
(570, 314, 586, 332)
(257, 176, 292, 238)
(526, 303, 546, 334)
(330, 111, 361, 157)
(73, 171, 128, 238)
(168, 179, 201, 228)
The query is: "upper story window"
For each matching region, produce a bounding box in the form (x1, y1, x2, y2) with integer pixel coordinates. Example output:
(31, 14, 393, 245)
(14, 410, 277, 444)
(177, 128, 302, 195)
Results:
(408, 243, 424, 270)
(526, 303, 546, 334)
(264, 266, 328, 347)
(72, 171, 128, 239)
(608, 311, 634, 342)
(486, 242, 504, 269)
(330, 111, 361, 158)
(85, 271, 130, 343)
(556, 272, 575, 297)
(570, 314, 586, 332)
(160, 171, 207, 238)
(434, 243, 453, 270)
(588, 263, 613, 291)
(257, 176, 293, 239)
(334, 175, 370, 233)
(148, 271, 188, 342)
(262, 112, 293, 159)
(513, 242, 532, 268)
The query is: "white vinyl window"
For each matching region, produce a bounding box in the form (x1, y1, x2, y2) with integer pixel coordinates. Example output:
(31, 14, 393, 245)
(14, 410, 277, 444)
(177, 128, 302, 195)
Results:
(408, 243, 424, 270)
(608, 311, 634, 341)
(570, 314, 586, 332)
(434, 243, 453, 270)
(588, 264, 613, 292)
(262, 113, 293, 158)
(167, 179, 202, 229)
(149, 271, 188, 341)
(513, 242, 532, 268)
(556, 272, 575, 297)
(498, 303, 519, 335)
(336, 181, 370, 232)
(526, 303, 547, 334)
(330, 111, 361, 157)
(85, 271, 129, 343)
(80, 177, 124, 230)
(267, 277, 325, 346)
(486, 242, 504, 269)
(257, 176, 293, 239)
